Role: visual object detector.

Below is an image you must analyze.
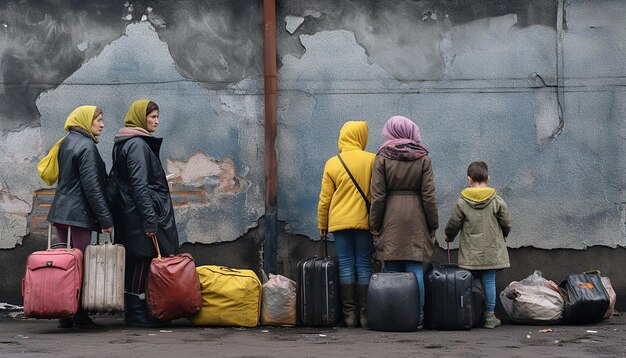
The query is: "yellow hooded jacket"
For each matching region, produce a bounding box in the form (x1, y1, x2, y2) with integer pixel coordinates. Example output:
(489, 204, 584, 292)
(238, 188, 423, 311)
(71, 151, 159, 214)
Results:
(318, 121, 376, 233)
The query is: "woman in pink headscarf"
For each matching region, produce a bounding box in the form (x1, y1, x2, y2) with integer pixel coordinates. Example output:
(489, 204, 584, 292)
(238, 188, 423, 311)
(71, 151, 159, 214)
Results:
(369, 115, 439, 327)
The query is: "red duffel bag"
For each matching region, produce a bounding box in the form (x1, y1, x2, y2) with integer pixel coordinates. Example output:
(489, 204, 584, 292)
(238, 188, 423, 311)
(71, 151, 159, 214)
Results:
(145, 236, 202, 320)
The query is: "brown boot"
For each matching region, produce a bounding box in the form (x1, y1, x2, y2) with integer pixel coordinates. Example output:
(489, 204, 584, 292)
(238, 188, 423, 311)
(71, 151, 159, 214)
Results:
(340, 284, 358, 328)
(357, 284, 369, 329)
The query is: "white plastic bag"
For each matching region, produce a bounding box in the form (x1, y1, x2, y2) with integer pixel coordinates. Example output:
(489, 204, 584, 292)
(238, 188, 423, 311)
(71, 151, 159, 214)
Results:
(261, 274, 297, 326)
(500, 271, 564, 325)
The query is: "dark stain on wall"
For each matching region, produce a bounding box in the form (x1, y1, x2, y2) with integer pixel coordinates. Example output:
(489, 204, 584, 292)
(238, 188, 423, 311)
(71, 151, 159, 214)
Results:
(276, 0, 558, 80)
(0, 0, 264, 130)
(1, 0, 557, 129)
(0, 0, 126, 130)
(145, 0, 264, 90)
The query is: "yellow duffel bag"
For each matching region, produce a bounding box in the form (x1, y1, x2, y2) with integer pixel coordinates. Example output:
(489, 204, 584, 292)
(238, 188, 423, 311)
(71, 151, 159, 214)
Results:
(191, 265, 262, 327)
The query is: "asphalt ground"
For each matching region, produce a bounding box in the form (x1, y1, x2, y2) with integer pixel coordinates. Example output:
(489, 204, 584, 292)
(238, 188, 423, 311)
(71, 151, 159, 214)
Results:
(0, 309, 624, 358)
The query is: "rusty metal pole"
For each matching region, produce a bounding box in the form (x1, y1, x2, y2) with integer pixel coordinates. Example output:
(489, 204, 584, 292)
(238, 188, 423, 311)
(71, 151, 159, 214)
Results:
(263, 0, 278, 275)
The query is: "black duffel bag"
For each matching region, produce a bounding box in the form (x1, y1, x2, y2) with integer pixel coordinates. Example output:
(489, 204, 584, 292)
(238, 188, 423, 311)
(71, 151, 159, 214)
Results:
(559, 273, 609, 325)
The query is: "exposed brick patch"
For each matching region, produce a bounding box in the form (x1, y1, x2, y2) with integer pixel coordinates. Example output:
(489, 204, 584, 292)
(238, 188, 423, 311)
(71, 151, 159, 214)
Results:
(28, 190, 54, 234)
(28, 185, 210, 232)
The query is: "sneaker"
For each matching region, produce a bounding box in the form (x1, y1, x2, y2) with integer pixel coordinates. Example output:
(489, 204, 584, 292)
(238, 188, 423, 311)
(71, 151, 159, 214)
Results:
(484, 314, 501, 329)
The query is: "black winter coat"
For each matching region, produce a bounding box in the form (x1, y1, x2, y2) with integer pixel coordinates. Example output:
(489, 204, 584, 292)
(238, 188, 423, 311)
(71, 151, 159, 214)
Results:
(47, 128, 113, 231)
(111, 134, 179, 258)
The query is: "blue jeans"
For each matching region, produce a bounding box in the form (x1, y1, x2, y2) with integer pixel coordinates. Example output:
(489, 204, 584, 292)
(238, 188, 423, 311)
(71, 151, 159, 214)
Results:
(474, 269, 497, 313)
(333, 229, 373, 286)
(384, 260, 424, 322)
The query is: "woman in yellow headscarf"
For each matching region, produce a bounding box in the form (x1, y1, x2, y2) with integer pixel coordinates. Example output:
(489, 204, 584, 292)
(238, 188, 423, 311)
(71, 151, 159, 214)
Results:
(41, 105, 113, 329)
(110, 99, 179, 327)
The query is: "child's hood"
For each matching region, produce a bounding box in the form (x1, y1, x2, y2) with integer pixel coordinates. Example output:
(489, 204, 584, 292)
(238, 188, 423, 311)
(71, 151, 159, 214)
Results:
(460, 187, 496, 209)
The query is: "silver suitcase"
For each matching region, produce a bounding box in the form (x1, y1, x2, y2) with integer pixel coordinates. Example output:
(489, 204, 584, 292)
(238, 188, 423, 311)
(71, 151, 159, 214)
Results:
(82, 233, 125, 312)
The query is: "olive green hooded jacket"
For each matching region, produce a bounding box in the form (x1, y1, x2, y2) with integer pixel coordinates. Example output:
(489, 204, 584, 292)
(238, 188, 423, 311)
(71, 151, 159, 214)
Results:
(444, 187, 511, 270)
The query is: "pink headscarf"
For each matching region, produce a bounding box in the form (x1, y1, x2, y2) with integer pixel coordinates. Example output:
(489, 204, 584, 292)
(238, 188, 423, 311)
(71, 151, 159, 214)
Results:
(380, 115, 421, 149)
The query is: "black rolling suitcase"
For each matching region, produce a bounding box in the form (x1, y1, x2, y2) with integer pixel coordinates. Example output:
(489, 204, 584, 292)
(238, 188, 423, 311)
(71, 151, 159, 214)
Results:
(559, 273, 609, 324)
(424, 244, 474, 330)
(367, 272, 420, 331)
(296, 236, 340, 327)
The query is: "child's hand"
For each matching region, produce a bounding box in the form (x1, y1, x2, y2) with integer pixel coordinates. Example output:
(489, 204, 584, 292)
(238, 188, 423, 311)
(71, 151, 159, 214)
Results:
(444, 236, 452, 242)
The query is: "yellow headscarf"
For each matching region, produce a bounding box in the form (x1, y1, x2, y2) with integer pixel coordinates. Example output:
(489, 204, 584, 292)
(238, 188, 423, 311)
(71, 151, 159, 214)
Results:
(37, 106, 98, 185)
(124, 99, 151, 131)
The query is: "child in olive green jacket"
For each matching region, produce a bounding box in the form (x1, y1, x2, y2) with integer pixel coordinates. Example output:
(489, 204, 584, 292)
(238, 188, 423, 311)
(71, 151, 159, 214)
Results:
(444, 161, 511, 329)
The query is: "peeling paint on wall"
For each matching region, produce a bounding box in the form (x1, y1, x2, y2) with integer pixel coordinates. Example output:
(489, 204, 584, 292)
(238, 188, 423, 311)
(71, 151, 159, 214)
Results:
(285, 15, 305, 35)
(34, 21, 264, 247)
(0, 126, 41, 163)
(0, 1, 126, 130)
(0, 0, 624, 252)
(167, 152, 248, 195)
(277, 0, 557, 81)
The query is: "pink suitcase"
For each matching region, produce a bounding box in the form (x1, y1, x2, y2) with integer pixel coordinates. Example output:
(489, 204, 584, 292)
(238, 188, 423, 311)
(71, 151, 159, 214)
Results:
(22, 224, 83, 319)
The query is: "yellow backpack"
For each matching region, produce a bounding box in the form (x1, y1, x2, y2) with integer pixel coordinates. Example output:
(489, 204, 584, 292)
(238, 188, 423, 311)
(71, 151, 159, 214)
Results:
(191, 265, 262, 327)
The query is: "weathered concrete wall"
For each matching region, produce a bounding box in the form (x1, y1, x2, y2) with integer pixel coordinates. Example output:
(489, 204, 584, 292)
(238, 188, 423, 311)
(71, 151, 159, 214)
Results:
(275, 0, 625, 249)
(1, 0, 625, 305)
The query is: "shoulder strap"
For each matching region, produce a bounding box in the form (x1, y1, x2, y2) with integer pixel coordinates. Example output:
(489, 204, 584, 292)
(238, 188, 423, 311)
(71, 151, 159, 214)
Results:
(337, 154, 370, 212)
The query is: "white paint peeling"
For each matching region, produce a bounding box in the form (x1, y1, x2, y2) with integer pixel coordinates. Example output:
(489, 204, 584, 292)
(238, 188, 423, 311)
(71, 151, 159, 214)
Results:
(303, 10, 321, 18)
(76, 41, 89, 52)
(0, 192, 30, 215)
(167, 153, 248, 194)
(0, 127, 41, 163)
(285, 15, 305, 35)
(168, 153, 222, 186)
(141, 15, 148, 22)
(124, 14, 133, 21)
(147, 7, 153, 13)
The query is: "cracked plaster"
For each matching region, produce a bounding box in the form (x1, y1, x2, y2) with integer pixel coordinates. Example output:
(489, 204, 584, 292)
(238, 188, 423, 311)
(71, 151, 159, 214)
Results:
(34, 22, 263, 246)
(0, 1, 624, 251)
(274, 10, 625, 249)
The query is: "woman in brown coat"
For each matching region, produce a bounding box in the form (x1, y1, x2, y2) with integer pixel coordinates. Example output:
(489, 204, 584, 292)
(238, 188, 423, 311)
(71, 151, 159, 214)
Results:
(369, 115, 439, 325)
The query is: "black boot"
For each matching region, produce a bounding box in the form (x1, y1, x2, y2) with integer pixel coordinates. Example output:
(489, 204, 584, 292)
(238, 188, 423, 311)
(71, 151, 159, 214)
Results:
(125, 292, 170, 328)
(58, 317, 73, 329)
(357, 285, 369, 329)
(340, 284, 358, 328)
(73, 308, 104, 329)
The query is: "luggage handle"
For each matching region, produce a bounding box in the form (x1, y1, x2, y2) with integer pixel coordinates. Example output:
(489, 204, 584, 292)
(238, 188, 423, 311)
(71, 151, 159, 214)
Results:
(48, 223, 71, 250)
(319, 235, 328, 258)
(150, 235, 163, 260)
(95, 232, 114, 245)
(584, 270, 602, 276)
